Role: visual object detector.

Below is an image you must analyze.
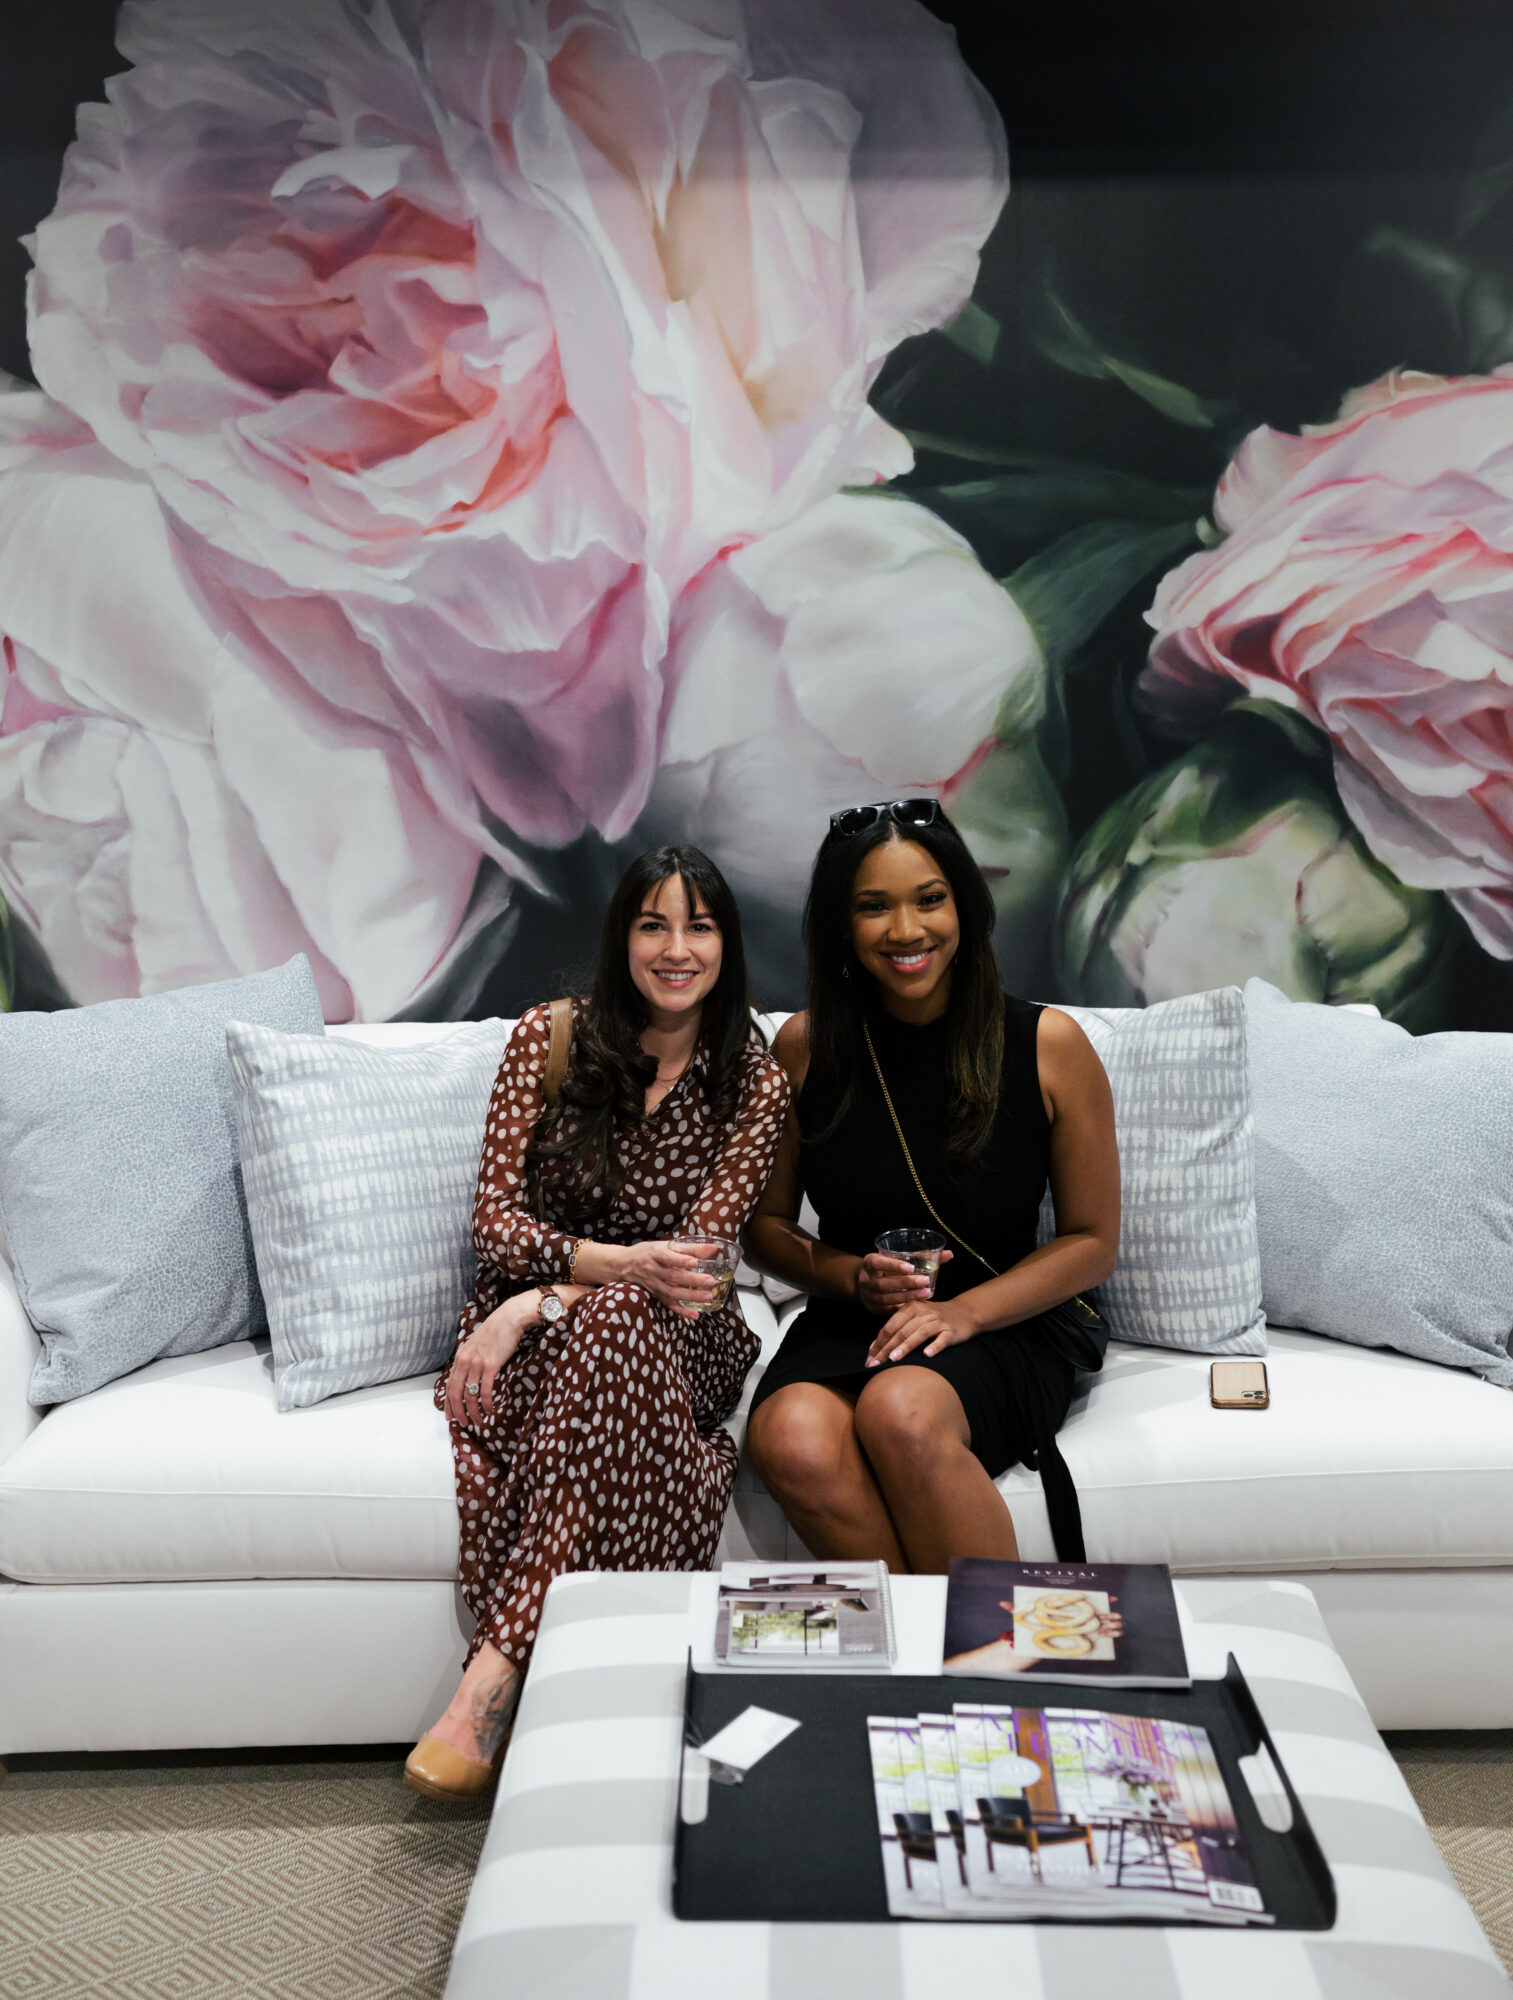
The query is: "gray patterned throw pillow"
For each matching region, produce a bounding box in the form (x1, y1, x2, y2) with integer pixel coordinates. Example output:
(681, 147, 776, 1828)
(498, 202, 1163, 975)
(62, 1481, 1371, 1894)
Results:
(0, 955, 325, 1405)
(1037, 987, 1266, 1356)
(227, 1018, 509, 1410)
(1247, 977, 1513, 1385)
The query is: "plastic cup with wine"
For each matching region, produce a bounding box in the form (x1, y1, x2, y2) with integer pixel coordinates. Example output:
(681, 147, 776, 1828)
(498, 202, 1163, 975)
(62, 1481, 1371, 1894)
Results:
(670, 1235, 740, 1314)
(874, 1227, 948, 1298)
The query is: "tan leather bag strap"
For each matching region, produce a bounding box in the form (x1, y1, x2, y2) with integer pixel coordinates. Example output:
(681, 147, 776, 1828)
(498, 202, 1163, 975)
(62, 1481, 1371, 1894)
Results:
(543, 998, 573, 1110)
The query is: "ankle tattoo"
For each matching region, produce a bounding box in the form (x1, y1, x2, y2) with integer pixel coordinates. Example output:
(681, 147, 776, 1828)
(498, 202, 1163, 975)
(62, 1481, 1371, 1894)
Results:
(469, 1670, 519, 1755)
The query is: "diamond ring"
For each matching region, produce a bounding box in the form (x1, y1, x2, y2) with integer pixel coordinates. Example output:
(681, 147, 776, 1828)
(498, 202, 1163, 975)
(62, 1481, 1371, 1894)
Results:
(465, 1381, 481, 1395)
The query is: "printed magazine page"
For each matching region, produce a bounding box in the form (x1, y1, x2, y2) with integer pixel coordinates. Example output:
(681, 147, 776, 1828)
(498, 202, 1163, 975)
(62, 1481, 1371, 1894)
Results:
(938, 1701, 1270, 1924)
(943, 1560, 1190, 1688)
(917, 1712, 979, 1915)
(867, 1716, 945, 1919)
(1040, 1706, 1267, 1918)
(715, 1561, 894, 1667)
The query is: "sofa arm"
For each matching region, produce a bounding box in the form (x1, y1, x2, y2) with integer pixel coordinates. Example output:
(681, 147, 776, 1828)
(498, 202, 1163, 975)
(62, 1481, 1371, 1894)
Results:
(0, 1247, 41, 1466)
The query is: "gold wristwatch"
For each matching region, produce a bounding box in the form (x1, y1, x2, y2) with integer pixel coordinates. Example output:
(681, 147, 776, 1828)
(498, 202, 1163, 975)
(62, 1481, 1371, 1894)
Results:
(537, 1285, 567, 1327)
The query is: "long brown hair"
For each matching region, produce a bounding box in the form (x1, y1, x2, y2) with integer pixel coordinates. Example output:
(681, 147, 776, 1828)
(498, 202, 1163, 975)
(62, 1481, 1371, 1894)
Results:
(525, 845, 761, 1225)
(802, 811, 1004, 1167)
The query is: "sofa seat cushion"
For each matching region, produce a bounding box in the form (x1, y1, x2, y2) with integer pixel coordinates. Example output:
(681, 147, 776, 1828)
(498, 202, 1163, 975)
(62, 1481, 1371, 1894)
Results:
(0, 1287, 785, 1585)
(1013, 1326, 1513, 1571)
(0, 1340, 458, 1584)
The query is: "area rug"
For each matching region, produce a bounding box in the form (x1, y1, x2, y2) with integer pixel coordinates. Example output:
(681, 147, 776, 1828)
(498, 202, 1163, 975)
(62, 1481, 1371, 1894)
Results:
(1387, 1730, 1513, 1976)
(0, 1747, 488, 2000)
(2, 1736, 1510, 1997)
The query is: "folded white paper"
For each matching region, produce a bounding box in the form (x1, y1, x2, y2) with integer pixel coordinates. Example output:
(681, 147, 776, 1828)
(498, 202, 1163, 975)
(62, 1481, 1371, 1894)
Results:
(698, 1705, 801, 1782)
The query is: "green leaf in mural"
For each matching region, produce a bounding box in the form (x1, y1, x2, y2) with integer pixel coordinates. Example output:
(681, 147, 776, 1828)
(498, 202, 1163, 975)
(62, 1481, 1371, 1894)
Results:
(939, 299, 1001, 367)
(910, 452, 1209, 543)
(1036, 291, 1232, 431)
(1005, 516, 1202, 671)
(1225, 695, 1330, 765)
(1054, 705, 1453, 1027)
(1456, 95, 1513, 238)
(948, 736, 1070, 974)
(1365, 227, 1513, 371)
(1366, 226, 1472, 319)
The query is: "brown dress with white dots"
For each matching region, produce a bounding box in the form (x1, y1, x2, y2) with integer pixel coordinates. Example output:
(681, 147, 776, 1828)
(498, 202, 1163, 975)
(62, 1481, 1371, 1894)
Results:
(437, 1001, 791, 1670)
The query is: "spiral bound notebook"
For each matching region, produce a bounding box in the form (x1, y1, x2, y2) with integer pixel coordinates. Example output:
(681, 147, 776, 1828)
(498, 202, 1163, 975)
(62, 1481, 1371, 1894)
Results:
(712, 1561, 896, 1670)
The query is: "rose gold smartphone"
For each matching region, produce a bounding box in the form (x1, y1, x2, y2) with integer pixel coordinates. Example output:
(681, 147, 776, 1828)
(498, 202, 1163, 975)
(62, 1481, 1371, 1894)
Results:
(1210, 1359, 1270, 1410)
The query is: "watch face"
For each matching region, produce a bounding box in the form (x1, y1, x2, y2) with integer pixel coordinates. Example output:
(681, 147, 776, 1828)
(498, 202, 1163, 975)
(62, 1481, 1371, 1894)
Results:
(539, 1291, 565, 1322)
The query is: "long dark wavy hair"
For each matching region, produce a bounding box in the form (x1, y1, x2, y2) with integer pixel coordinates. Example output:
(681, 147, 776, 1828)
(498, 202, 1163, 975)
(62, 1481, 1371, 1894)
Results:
(525, 845, 761, 1225)
(803, 809, 1004, 1167)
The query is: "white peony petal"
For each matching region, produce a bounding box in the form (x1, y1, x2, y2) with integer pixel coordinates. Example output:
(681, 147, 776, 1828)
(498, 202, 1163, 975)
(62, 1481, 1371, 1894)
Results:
(0, 419, 494, 1016)
(25, 0, 1007, 856)
(647, 490, 1050, 934)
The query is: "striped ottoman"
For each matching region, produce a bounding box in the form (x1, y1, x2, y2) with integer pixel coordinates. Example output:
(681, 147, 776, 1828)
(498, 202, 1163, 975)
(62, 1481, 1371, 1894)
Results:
(443, 1575, 1509, 2000)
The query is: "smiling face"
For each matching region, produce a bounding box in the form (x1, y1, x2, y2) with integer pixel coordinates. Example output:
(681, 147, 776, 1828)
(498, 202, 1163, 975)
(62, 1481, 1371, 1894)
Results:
(627, 870, 724, 1027)
(848, 833, 960, 1019)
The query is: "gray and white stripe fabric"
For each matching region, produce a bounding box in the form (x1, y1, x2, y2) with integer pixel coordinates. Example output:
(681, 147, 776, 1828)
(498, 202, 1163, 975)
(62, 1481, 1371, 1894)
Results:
(1039, 987, 1267, 1356)
(444, 1574, 1508, 2000)
(227, 1018, 508, 1411)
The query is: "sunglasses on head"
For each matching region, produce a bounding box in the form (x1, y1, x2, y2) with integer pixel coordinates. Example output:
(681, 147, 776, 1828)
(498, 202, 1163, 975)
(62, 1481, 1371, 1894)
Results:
(827, 798, 942, 841)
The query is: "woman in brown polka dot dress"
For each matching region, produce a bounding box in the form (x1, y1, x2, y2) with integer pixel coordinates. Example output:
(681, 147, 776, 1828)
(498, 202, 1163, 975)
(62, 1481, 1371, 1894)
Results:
(404, 846, 790, 1801)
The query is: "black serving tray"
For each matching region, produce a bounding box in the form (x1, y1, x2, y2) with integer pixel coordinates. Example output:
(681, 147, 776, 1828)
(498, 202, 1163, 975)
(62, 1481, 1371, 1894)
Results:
(673, 1655, 1335, 1929)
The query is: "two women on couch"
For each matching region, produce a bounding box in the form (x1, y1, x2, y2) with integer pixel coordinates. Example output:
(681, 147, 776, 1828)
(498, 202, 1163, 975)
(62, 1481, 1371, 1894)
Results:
(406, 804, 1119, 1802)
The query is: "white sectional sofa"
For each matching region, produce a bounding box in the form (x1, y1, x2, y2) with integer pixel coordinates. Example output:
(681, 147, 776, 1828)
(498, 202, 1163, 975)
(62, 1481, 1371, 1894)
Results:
(3, 1019, 1513, 1762)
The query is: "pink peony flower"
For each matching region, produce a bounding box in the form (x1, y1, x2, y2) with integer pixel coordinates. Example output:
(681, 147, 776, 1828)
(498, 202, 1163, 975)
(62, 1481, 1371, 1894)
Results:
(643, 492, 1049, 925)
(1141, 365, 1513, 957)
(26, 0, 1006, 853)
(0, 383, 501, 1020)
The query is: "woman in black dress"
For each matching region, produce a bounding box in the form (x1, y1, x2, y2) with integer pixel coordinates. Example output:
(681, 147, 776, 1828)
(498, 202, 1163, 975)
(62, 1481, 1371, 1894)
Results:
(744, 801, 1119, 1569)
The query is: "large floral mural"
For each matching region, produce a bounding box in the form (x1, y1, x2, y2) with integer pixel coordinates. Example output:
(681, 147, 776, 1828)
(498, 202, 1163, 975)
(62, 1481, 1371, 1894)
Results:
(2, 0, 1513, 1030)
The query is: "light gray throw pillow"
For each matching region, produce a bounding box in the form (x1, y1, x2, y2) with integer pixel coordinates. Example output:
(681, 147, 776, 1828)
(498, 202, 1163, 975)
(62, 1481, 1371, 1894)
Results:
(227, 1019, 508, 1411)
(0, 956, 325, 1405)
(1246, 977, 1513, 1385)
(1039, 988, 1266, 1355)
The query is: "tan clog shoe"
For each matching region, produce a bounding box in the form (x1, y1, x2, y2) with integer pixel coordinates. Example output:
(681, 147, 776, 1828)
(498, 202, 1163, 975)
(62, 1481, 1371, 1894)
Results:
(403, 1732, 506, 1803)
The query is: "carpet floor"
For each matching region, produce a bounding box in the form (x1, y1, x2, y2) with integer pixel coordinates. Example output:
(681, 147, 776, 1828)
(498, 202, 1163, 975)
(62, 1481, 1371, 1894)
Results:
(1385, 1731, 1513, 1977)
(0, 1747, 489, 2000)
(1, 1735, 1509, 1997)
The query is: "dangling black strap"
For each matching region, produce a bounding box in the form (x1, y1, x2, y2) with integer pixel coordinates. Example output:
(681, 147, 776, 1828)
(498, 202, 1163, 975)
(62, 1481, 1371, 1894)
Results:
(1028, 1428, 1087, 1562)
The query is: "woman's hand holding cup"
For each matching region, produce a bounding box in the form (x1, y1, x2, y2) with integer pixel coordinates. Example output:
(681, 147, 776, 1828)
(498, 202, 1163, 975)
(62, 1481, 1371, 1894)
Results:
(619, 1238, 721, 1318)
(855, 1238, 951, 1315)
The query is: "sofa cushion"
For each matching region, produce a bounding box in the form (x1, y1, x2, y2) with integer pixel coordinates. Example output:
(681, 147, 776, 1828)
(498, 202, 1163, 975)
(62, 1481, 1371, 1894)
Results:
(0, 1287, 785, 1584)
(228, 1017, 509, 1411)
(1003, 1326, 1513, 1571)
(1246, 976, 1513, 1386)
(1040, 987, 1266, 1356)
(0, 955, 325, 1407)
(731, 1303, 1513, 1573)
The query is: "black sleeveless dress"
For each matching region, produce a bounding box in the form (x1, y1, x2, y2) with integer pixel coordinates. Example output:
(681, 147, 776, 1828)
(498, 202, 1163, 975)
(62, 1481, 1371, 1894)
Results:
(749, 994, 1106, 1559)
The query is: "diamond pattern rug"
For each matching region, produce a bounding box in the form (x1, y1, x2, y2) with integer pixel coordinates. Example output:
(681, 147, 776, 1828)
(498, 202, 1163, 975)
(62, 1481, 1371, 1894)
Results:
(0, 1748, 488, 2000)
(1388, 1730, 1513, 1977)
(1, 1736, 1509, 1996)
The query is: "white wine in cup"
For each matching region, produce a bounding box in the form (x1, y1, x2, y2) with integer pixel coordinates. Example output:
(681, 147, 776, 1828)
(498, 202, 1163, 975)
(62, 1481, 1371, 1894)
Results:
(670, 1235, 740, 1313)
(875, 1227, 948, 1298)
